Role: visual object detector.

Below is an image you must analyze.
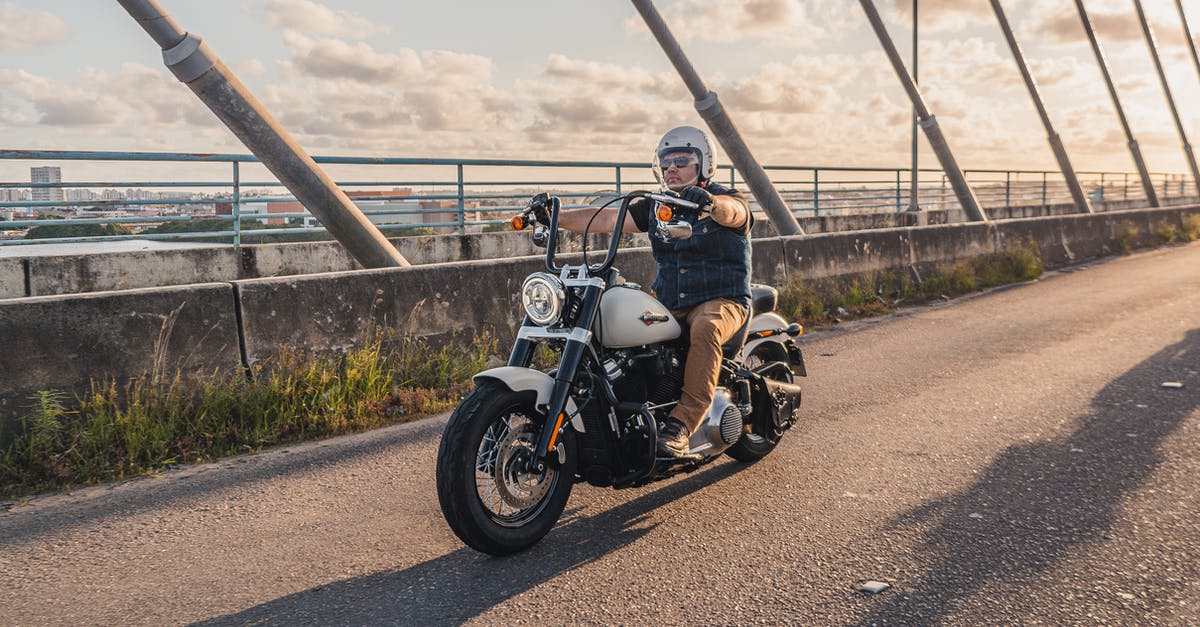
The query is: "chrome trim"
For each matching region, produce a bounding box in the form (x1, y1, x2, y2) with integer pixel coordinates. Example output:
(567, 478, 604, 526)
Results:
(517, 326, 593, 344)
(521, 273, 566, 326)
(687, 388, 739, 456)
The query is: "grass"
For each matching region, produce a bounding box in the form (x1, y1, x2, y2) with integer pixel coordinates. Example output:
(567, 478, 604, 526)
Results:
(1114, 220, 1139, 254)
(0, 330, 495, 499)
(1184, 215, 1200, 242)
(1152, 220, 1180, 245)
(778, 239, 1044, 327)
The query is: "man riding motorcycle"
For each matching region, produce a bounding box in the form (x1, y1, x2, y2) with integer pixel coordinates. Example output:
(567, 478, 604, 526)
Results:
(539, 125, 753, 458)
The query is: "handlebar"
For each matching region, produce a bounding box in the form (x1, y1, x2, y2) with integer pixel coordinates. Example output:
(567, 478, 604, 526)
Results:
(508, 190, 701, 275)
(638, 191, 700, 211)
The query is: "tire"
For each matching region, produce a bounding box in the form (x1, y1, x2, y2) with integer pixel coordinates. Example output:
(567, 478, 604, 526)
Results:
(436, 380, 576, 555)
(725, 342, 793, 463)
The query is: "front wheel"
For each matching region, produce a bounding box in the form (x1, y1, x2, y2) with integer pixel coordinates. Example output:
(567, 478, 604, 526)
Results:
(725, 342, 794, 462)
(436, 381, 576, 555)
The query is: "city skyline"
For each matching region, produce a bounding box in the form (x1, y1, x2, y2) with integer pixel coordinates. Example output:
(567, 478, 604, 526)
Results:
(5, 1, 1200, 183)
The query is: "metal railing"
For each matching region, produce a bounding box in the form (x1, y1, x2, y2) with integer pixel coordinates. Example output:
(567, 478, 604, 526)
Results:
(1, 149, 1193, 247)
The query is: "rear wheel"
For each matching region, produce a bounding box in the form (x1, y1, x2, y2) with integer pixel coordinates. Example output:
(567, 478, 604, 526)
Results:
(436, 381, 576, 555)
(725, 343, 793, 462)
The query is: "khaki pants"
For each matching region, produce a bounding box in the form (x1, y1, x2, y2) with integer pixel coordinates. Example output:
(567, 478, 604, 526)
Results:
(668, 298, 749, 433)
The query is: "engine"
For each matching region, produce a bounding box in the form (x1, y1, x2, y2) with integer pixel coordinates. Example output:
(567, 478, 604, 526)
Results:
(603, 344, 744, 458)
(686, 388, 744, 456)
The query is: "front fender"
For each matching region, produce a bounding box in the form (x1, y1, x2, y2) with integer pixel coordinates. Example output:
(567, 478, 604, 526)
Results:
(472, 366, 583, 431)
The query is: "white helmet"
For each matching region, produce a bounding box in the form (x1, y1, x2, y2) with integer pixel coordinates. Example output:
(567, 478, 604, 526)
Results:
(653, 125, 717, 182)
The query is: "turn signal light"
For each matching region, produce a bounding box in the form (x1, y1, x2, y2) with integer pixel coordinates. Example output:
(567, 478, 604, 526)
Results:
(509, 214, 526, 230)
(547, 413, 567, 451)
(656, 205, 674, 222)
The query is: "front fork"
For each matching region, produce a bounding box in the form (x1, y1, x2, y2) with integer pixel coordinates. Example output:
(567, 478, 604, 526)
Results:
(510, 285, 603, 474)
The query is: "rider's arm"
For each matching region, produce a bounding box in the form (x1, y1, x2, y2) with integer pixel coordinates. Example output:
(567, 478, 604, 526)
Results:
(708, 192, 750, 230)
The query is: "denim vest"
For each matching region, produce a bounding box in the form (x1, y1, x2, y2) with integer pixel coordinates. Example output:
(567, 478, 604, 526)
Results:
(646, 183, 752, 310)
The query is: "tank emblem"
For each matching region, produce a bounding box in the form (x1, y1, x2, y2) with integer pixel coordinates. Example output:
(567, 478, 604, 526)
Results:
(639, 311, 671, 326)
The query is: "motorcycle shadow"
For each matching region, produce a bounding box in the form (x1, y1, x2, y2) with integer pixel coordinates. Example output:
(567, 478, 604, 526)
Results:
(853, 328, 1200, 625)
(195, 458, 752, 626)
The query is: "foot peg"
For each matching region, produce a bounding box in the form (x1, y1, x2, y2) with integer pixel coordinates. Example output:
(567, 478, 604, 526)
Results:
(655, 452, 702, 464)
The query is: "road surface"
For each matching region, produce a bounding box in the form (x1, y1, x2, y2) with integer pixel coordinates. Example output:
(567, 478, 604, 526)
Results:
(2, 243, 1198, 625)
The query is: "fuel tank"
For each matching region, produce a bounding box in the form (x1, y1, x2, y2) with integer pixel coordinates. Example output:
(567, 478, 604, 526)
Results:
(596, 285, 681, 348)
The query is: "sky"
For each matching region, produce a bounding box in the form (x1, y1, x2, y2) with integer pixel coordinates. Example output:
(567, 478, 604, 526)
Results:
(4, 0, 1200, 183)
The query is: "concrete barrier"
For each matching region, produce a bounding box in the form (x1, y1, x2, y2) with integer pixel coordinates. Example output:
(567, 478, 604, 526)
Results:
(0, 259, 23, 299)
(17, 198, 1185, 300)
(779, 227, 911, 282)
(0, 283, 241, 439)
(235, 245, 660, 363)
(25, 247, 241, 296)
(6, 229, 637, 298)
(2, 204, 1199, 444)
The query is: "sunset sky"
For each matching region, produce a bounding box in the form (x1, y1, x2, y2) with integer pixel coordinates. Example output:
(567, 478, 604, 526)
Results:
(4, 0, 1200, 181)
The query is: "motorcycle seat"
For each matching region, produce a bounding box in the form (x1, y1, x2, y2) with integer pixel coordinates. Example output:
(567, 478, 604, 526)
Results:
(719, 285, 778, 359)
(750, 284, 778, 315)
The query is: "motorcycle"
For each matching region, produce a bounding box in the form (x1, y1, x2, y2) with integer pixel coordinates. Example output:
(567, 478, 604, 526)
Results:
(435, 190, 806, 555)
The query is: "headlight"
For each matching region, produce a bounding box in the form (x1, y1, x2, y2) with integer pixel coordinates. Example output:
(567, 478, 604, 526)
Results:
(521, 273, 566, 326)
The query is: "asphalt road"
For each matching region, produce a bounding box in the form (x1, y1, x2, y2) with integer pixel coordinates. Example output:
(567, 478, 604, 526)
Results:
(3, 243, 1199, 626)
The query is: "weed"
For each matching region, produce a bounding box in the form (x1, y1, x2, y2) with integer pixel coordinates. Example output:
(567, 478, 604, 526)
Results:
(777, 240, 1043, 328)
(1152, 220, 1179, 245)
(0, 330, 497, 499)
(1184, 215, 1200, 242)
(777, 279, 824, 321)
(922, 261, 977, 296)
(974, 240, 1044, 287)
(1114, 220, 1139, 254)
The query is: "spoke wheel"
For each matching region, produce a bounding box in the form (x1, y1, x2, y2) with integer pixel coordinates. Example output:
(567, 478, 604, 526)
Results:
(437, 381, 576, 555)
(726, 343, 793, 463)
(475, 412, 556, 525)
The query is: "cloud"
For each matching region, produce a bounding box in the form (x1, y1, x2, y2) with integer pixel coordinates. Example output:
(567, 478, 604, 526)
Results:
(1033, 8, 1187, 49)
(98, 64, 218, 128)
(0, 93, 35, 127)
(524, 55, 691, 137)
(282, 32, 496, 90)
(722, 59, 848, 114)
(234, 59, 267, 77)
(0, 69, 122, 127)
(0, 2, 69, 51)
(283, 32, 422, 83)
(263, 0, 388, 38)
(887, 0, 991, 30)
(625, 0, 856, 46)
(0, 64, 223, 144)
(915, 38, 1020, 91)
(532, 95, 660, 134)
(271, 34, 517, 139)
(4, 3, 1191, 174)
(542, 54, 674, 93)
(262, 38, 516, 143)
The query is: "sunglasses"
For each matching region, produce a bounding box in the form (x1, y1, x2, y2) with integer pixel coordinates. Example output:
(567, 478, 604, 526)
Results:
(659, 155, 698, 169)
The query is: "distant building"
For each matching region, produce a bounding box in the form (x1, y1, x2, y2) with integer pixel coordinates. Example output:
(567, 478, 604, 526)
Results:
(31, 166, 63, 204)
(66, 188, 98, 202)
(269, 189, 439, 230)
(0, 188, 29, 203)
(263, 200, 303, 225)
